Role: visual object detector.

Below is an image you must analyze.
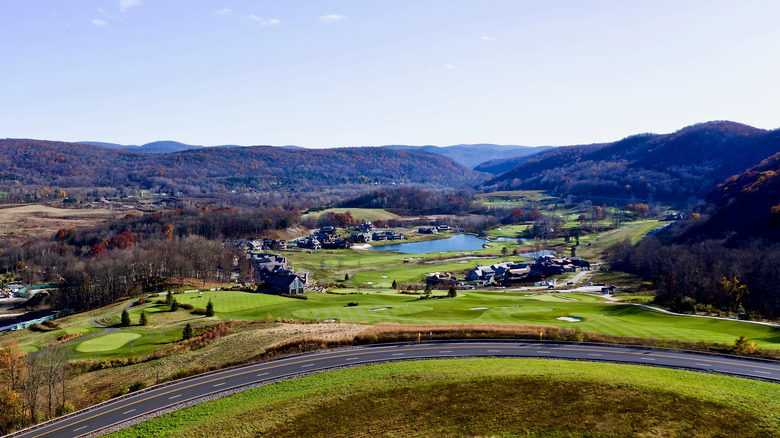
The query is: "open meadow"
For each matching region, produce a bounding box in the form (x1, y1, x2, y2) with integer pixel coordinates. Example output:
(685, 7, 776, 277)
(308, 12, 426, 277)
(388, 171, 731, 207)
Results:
(0, 204, 135, 240)
(105, 358, 780, 438)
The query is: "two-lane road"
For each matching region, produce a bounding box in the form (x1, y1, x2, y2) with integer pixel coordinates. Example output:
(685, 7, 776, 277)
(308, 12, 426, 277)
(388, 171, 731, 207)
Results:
(10, 341, 780, 438)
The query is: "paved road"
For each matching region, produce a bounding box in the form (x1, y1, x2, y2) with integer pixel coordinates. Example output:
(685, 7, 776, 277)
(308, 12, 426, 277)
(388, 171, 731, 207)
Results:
(10, 341, 780, 438)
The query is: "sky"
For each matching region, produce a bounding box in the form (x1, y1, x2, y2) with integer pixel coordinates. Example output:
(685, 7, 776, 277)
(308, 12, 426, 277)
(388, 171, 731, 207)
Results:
(2, 0, 780, 148)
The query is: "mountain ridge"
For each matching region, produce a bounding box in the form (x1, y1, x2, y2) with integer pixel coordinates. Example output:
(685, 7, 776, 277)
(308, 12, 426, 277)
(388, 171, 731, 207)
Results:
(483, 121, 780, 202)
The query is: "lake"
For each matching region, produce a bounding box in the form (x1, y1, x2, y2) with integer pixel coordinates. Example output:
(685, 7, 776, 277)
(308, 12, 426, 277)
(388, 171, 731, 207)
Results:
(370, 234, 516, 254)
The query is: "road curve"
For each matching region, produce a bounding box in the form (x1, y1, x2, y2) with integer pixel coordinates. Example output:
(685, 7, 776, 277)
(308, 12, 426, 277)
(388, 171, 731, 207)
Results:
(10, 341, 780, 438)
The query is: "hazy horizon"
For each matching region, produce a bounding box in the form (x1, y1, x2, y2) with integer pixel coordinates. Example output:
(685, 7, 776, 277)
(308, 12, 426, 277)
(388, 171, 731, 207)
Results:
(4, 1, 780, 147)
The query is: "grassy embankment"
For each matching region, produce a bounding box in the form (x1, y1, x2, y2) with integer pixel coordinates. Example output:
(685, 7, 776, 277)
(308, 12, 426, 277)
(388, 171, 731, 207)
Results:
(106, 358, 780, 438)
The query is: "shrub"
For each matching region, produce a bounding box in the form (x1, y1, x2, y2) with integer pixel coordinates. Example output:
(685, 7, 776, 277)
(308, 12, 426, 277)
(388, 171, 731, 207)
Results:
(55, 332, 82, 345)
(281, 293, 308, 300)
(42, 320, 61, 329)
(29, 323, 58, 332)
(55, 403, 75, 417)
(178, 303, 194, 310)
(113, 386, 129, 398)
(137, 297, 149, 304)
(129, 381, 146, 392)
(347, 302, 359, 307)
(192, 308, 208, 315)
(733, 335, 757, 355)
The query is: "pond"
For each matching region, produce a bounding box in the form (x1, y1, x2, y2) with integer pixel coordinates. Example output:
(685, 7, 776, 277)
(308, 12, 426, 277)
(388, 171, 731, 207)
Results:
(370, 234, 517, 254)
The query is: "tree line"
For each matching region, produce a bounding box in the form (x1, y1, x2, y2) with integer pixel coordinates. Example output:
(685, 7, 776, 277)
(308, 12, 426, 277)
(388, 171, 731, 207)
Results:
(607, 237, 780, 317)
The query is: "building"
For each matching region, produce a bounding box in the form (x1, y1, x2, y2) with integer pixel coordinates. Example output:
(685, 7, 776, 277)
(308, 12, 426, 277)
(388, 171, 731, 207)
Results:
(264, 274, 306, 295)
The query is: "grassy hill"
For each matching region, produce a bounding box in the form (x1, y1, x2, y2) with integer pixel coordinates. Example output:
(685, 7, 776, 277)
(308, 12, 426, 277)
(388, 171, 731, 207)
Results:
(106, 359, 780, 438)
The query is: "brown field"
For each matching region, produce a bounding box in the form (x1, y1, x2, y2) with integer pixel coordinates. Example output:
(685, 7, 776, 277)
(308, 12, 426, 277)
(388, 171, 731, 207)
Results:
(0, 204, 135, 239)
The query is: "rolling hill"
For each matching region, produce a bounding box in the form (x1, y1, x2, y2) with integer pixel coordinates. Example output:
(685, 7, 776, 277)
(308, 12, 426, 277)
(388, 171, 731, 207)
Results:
(484, 121, 780, 202)
(383, 144, 551, 169)
(0, 139, 480, 195)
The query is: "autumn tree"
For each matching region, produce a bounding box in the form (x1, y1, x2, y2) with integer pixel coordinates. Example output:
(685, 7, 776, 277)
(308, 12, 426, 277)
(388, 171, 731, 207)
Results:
(0, 340, 26, 393)
(163, 224, 174, 240)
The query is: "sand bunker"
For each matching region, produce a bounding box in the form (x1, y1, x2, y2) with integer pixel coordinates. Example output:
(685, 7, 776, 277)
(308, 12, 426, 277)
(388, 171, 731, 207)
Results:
(557, 316, 582, 322)
(368, 307, 391, 311)
(470, 307, 489, 310)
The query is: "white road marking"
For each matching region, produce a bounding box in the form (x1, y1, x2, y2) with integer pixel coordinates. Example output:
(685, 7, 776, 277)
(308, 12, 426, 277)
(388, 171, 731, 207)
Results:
(587, 353, 602, 357)
(695, 363, 710, 367)
(213, 382, 225, 387)
(439, 350, 453, 353)
(169, 394, 181, 399)
(754, 370, 771, 375)
(74, 426, 87, 432)
(537, 350, 550, 354)
(487, 350, 501, 352)
(641, 357, 655, 361)
(257, 372, 269, 377)
(392, 353, 405, 356)
(301, 364, 314, 368)
(346, 357, 359, 361)
(122, 409, 136, 415)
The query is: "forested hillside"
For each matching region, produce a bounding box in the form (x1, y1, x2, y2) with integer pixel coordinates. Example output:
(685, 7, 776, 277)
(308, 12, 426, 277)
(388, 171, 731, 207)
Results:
(384, 144, 551, 169)
(608, 155, 780, 317)
(484, 121, 780, 202)
(0, 140, 479, 200)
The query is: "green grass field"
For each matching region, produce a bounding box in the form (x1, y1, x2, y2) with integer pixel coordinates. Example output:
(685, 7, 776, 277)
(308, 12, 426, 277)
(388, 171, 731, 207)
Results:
(106, 358, 780, 438)
(36, 289, 780, 358)
(286, 242, 530, 287)
(301, 208, 400, 222)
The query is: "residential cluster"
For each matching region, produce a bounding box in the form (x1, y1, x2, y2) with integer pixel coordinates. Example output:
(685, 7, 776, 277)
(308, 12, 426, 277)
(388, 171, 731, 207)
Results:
(426, 255, 592, 288)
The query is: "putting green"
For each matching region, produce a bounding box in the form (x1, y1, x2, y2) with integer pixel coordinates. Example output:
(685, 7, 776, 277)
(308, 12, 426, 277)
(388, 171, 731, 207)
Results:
(75, 333, 142, 353)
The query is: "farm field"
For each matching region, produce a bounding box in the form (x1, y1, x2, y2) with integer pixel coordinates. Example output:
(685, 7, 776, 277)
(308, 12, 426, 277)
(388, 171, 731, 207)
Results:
(301, 208, 400, 222)
(106, 358, 780, 438)
(0, 204, 134, 239)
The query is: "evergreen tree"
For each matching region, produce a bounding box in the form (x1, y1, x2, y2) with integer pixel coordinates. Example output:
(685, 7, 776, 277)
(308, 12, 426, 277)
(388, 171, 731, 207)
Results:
(120, 309, 131, 327)
(206, 299, 215, 317)
(391, 279, 398, 289)
(182, 323, 193, 340)
(344, 273, 350, 281)
(423, 283, 432, 299)
(139, 310, 148, 326)
(447, 286, 457, 298)
(170, 298, 179, 312)
(165, 291, 173, 306)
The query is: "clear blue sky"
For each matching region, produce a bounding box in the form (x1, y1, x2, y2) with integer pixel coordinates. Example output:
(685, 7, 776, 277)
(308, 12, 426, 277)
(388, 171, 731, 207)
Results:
(2, 0, 779, 147)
